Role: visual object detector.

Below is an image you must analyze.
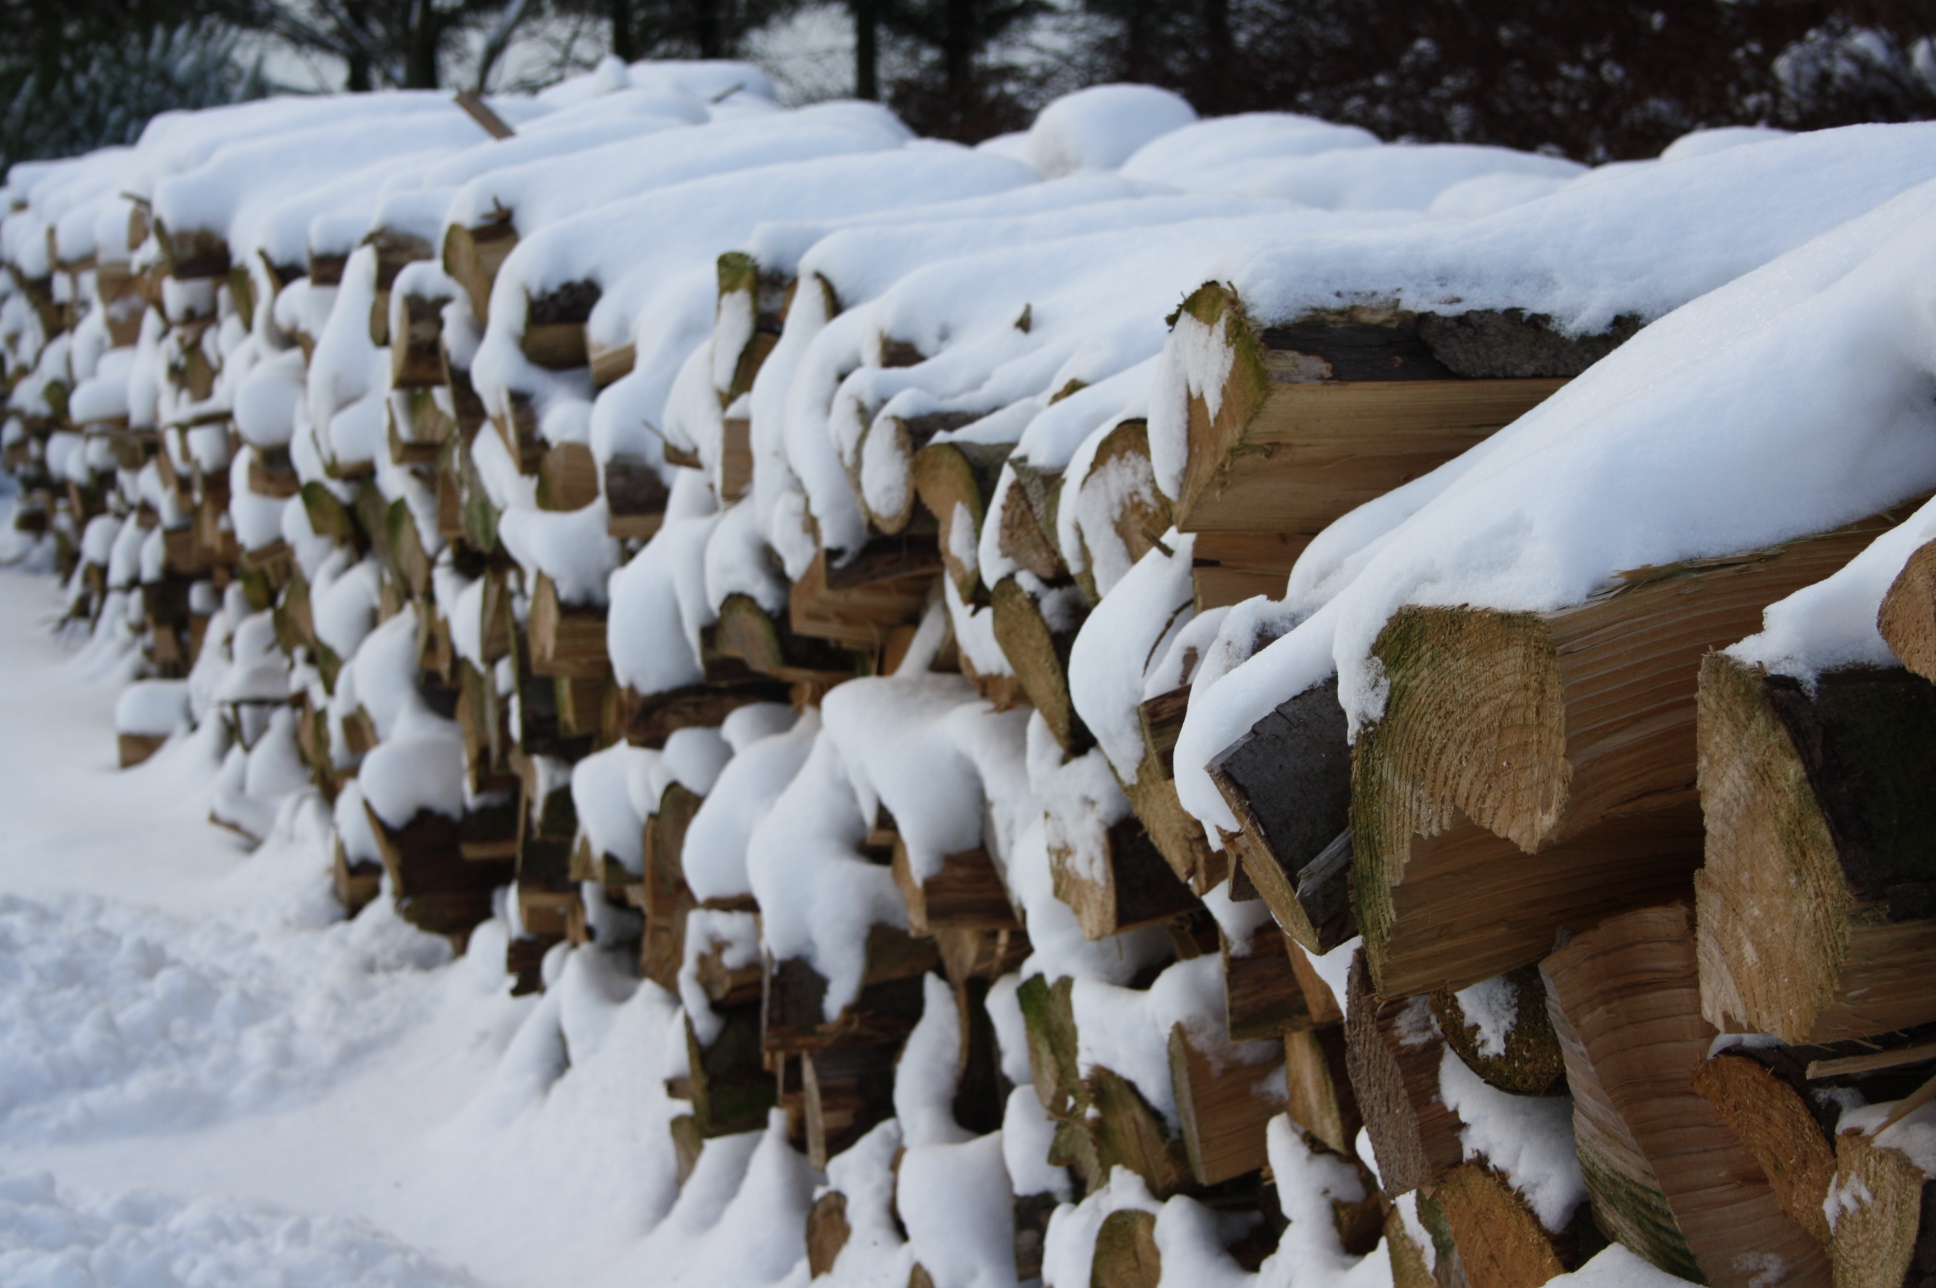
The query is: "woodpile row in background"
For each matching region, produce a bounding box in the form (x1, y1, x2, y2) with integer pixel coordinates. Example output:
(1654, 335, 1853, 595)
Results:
(7, 104, 1936, 1288)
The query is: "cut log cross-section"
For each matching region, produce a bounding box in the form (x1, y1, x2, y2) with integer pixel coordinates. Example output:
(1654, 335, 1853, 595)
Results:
(1354, 504, 1918, 998)
(1168, 1021, 1280, 1186)
(1879, 537, 1936, 681)
(1540, 903, 1832, 1288)
(1696, 653, 1936, 1044)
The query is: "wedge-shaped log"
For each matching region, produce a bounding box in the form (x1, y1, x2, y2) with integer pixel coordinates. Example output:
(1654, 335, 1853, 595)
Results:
(1223, 928, 1310, 1042)
(1209, 677, 1356, 953)
(913, 439, 1011, 597)
(1431, 1163, 1575, 1288)
(443, 216, 516, 322)
(623, 678, 792, 749)
(1091, 1209, 1160, 1288)
(714, 252, 790, 405)
(858, 409, 982, 536)
(991, 575, 1087, 752)
(1696, 655, 1936, 1044)
(641, 782, 702, 992)
(1049, 816, 1198, 940)
(789, 538, 940, 651)
(1283, 1024, 1359, 1154)
(1344, 949, 1463, 1197)
(364, 804, 512, 941)
(995, 459, 1066, 583)
(528, 572, 608, 680)
(1355, 509, 1910, 997)
(1688, 1050, 1835, 1246)
(1830, 1129, 1935, 1288)
(714, 593, 862, 687)
(604, 455, 668, 541)
(521, 279, 597, 371)
(391, 293, 447, 388)
(892, 839, 1020, 934)
(1429, 965, 1565, 1098)
(1541, 903, 1832, 1288)
(537, 441, 599, 512)
(800, 1042, 898, 1169)
(761, 925, 938, 1052)
(1068, 419, 1171, 604)
(1168, 1022, 1280, 1186)
(682, 1003, 775, 1137)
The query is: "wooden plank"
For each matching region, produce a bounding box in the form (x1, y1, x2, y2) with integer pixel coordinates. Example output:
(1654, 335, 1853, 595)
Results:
(1541, 903, 1832, 1288)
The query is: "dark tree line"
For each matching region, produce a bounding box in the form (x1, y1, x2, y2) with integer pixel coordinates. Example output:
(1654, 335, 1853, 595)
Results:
(4, 0, 1936, 172)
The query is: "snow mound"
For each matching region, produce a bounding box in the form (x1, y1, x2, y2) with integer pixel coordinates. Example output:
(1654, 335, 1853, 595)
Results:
(0, 1171, 484, 1287)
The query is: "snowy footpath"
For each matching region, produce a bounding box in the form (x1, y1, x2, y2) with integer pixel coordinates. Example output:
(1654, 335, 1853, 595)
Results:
(0, 568, 686, 1286)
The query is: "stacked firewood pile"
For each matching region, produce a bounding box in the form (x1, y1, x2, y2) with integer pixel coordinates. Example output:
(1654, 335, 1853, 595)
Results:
(4, 65, 1935, 1288)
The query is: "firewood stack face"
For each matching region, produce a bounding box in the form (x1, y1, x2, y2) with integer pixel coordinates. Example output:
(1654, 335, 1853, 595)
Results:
(8, 81, 1936, 1288)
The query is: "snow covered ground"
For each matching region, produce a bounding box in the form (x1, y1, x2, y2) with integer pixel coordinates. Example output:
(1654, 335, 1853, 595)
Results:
(0, 567, 679, 1287)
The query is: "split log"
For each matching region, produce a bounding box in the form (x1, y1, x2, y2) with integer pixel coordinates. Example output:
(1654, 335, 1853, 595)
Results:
(1879, 537, 1936, 682)
(1830, 1129, 1935, 1288)
(1283, 1024, 1360, 1154)
(641, 782, 702, 992)
(1540, 902, 1832, 1288)
(604, 455, 669, 541)
(1171, 286, 1616, 538)
(390, 293, 447, 388)
(623, 678, 793, 749)
(1016, 974, 1192, 1198)
(912, 439, 1011, 597)
(852, 409, 978, 536)
(1068, 419, 1171, 604)
(1344, 949, 1463, 1197)
(1429, 966, 1565, 1098)
(807, 1191, 850, 1277)
(1209, 677, 1356, 953)
(714, 593, 862, 686)
(537, 441, 600, 512)
(1688, 1050, 1835, 1245)
(527, 573, 607, 679)
(521, 280, 597, 371)
(990, 575, 1087, 753)
(994, 459, 1066, 584)
(1431, 1163, 1575, 1288)
(1169, 1021, 1281, 1185)
(683, 1004, 777, 1137)
(332, 839, 383, 916)
(789, 537, 941, 653)
(1286, 937, 1344, 1027)
(800, 1042, 898, 1169)
(1354, 507, 1914, 998)
(760, 926, 939, 1052)
(1224, 929, 1310, 1042)
(118, 732, 168, 768)
(443, 216, 517, 322)
(892, 840, 1020, 934)
(1695, 655, 1936, 1044)
(714, 252, 790, 404)
(364, 804, 512, 940)
(387, 389, 456, 465)
(588, 339, 635, 389)
(1048, 816, 1199, 940)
